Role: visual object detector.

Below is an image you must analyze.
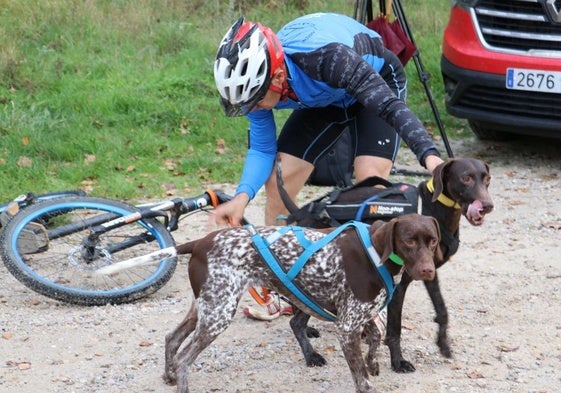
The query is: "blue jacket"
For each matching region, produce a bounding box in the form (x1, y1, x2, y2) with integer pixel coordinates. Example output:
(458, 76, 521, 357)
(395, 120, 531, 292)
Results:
(236, 13, 438, 200)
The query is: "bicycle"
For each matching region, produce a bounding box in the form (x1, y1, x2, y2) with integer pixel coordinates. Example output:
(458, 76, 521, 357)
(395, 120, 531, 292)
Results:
(0, 190, 87, 228)
(0, 189, 242, 306)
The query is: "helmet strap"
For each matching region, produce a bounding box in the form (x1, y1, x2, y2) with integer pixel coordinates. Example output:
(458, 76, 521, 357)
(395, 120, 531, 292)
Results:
(268, 68, 297, 102)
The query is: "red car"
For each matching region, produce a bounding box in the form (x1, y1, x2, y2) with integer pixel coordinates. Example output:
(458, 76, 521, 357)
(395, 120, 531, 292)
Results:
(441, 0, 561, 139)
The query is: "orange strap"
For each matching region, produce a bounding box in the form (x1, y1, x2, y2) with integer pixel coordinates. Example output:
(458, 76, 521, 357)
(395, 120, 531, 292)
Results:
(206, 189, 220, 209)
(206, 189, 270, 306)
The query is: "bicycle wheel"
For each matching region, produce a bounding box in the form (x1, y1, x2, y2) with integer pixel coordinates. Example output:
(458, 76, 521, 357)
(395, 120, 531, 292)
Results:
(0, 196, 176, 306)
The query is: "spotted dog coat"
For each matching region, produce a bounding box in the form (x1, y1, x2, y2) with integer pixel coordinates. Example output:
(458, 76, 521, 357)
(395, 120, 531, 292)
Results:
(163, 214, 440, 393)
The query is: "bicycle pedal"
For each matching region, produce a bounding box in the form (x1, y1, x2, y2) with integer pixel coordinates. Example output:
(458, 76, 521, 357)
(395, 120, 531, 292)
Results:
(17, 222, 49, 254)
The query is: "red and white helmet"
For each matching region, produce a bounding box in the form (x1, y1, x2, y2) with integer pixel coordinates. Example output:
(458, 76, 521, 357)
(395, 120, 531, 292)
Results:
(214, 17, 284, 117)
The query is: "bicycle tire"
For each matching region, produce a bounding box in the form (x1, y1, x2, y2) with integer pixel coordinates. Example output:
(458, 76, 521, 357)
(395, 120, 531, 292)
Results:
(0, 190, 88, 214)
(0, 196, 176, 306)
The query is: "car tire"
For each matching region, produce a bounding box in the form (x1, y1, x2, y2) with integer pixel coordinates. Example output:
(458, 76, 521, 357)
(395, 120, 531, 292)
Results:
(468, 120, 512, 141)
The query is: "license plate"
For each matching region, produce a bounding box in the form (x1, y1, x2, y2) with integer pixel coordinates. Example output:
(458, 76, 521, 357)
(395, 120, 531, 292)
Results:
(506, 68, 561, 94)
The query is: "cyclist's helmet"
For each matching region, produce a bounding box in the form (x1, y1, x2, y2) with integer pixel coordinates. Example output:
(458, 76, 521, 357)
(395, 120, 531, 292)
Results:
(214, 17, 284, 117)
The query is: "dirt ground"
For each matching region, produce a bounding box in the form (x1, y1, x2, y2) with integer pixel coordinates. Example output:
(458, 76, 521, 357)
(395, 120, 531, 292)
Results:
(1, 134, 560, 393)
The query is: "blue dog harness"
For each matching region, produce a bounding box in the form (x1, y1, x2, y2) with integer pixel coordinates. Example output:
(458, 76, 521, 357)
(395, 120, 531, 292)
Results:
(247, 221, 397, 321)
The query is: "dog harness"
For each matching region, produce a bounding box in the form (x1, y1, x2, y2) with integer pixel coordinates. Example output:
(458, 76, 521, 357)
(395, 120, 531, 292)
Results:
(246, 221, 399, 321)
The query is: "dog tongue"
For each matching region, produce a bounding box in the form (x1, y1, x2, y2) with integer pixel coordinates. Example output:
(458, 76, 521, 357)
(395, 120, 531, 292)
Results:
(467, 200, 484, 225)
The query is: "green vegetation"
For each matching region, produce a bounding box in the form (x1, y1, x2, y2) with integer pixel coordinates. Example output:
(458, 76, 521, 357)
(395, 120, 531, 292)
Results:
(0, 0, 466, 202)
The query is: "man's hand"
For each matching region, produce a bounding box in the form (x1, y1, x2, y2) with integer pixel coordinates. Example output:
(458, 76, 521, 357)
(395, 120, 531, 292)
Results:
(207, 193, 250, 227)
(425, 154, 445, 175)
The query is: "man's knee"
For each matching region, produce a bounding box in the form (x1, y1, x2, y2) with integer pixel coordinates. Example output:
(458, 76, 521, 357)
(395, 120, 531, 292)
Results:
(353, 156, 393, 182)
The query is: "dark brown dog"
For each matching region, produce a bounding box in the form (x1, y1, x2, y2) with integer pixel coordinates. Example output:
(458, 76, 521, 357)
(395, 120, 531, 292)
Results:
(282, 157, 493, 372)
(163, 214, 440, 393)
(386, 158, 493, 372)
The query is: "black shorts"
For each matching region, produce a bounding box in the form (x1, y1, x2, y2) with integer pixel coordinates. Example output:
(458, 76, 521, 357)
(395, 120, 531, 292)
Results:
(277, 51, 407, 165)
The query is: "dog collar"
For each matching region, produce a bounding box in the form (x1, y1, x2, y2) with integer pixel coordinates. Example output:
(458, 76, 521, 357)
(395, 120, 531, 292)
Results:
(389, 252, 404, 266)
(426, 178, 461, 209)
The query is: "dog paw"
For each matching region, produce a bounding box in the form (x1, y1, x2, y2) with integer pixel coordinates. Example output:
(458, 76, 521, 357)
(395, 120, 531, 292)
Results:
(162, 372, 177, 386)
(306, 326, 320, 338)
(305, 352, 327, 367)
(391, 359, 416, 373)
(438, 342, 452, 358)
(366, 360, 379, 376)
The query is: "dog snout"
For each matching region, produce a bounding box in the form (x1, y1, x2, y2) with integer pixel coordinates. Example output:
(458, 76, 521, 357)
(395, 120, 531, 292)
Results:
(481, 199, 494, 214)
(421, 263, 435, 281)
(408, 260, 435, 281)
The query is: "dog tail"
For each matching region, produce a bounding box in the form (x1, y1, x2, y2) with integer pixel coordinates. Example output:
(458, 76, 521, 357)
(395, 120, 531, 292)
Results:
(175, 240, 197, 255)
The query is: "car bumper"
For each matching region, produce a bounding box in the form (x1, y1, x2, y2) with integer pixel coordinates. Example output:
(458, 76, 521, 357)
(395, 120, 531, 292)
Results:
(441, 55, 561, 138)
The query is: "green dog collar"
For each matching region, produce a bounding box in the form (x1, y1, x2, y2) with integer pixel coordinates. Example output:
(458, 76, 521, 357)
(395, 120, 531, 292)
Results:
(389, 252, 404, 266)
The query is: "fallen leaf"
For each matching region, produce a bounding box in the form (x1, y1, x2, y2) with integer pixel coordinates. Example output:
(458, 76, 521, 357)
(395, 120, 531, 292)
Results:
(497, 344, 519, 352)
(467, 369, 484, 379)
(2, 332, 12, 339)
(542, 221, 561, 230)
(165, 160, 176, 171)
(17, 362, 31, 370)
(84, 154, 96, 164)
(215, 138, 227, 155)
(81, 179, 95, 193)
(139, 341, 152, 347)
(21, 136, 30, 145)
(180, 122, 190, 135)
(323, 345, 336, 353)
(17, 156, 33, 167)
(540, 173, 558, 181)
(126, 165, 135, 172)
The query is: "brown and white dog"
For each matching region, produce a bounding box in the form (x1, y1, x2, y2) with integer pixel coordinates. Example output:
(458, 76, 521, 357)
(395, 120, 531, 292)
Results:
(162, 213, 442, 393)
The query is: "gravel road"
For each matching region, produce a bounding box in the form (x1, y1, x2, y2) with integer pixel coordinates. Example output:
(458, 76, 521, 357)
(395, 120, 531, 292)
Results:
(1, 135, 560, 393)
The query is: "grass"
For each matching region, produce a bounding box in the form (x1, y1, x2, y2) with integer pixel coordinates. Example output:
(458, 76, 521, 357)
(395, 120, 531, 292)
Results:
(0, 0, 466, 203)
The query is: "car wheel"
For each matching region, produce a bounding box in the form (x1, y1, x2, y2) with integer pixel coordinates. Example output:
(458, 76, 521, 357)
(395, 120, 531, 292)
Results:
(468, 120, 512, 141)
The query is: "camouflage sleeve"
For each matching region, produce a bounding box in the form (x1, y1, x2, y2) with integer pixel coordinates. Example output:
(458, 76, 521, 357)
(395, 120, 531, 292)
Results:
(290, 40, 440, 166)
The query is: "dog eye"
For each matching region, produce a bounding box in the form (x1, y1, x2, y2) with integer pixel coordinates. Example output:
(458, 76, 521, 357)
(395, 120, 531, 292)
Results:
(461, 175, 473, 184)
(403, 239, 416, 248)
(429, 238, 439, 249)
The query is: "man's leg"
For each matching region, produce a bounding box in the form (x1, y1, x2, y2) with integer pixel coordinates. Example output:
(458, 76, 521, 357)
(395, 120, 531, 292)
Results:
(264, 152, 314, 226)
(244, 154, 309, 321)
(353, 155, 393, 182)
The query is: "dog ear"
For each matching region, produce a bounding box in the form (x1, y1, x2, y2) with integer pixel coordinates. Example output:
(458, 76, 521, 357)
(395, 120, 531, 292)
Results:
(369, 220, 386, 236)
(372, 219, 395, 263)
(431, 159, 455, 202)
(429, 217, 445, 263)
(484, 160, 490, 176)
